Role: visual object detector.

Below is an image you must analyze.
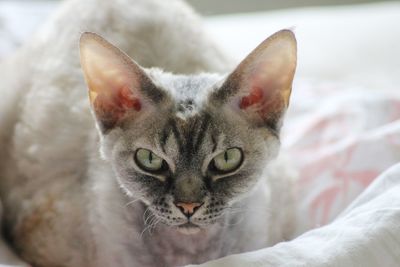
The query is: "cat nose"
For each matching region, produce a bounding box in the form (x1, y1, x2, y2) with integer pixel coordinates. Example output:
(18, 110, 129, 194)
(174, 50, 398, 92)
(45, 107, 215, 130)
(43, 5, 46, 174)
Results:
(174, 202, 203, 217)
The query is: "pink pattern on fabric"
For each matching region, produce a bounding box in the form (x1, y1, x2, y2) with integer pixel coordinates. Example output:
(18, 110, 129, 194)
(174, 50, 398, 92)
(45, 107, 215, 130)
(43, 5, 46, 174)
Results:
(286, 83, 400, 228)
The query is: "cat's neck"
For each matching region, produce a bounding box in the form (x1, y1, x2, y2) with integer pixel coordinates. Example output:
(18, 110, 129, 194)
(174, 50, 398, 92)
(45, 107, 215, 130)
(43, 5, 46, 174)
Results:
(142, 217, 229, 266)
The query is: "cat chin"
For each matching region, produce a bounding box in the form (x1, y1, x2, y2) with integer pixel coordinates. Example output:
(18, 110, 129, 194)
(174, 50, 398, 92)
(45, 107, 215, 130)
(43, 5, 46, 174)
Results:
(176, 226, 201, 235)
(175, 222, 203, 235)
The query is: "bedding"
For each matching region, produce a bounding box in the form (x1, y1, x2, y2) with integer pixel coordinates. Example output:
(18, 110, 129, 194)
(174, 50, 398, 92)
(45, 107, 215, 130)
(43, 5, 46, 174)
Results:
(1, 1, 400, 266)
(189, 163, 400, 267)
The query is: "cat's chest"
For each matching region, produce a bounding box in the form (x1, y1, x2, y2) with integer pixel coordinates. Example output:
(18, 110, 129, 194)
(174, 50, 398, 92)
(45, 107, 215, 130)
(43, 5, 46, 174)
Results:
(133, 223, 269, 267)
(94, 220, 242, 267)
(145, 229, 228, 266)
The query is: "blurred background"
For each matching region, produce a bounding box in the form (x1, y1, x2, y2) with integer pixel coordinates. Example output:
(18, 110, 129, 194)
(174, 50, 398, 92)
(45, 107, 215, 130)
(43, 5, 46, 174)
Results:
(188, 0, 397, 15)
(0, 0, 399, 87)
(2, 0, 398, 14)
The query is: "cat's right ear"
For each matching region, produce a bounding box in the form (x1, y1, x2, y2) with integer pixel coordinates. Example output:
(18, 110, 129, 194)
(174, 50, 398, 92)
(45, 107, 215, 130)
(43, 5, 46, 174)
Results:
(211, 30, 297, 133)
(79, 32, 166, 133)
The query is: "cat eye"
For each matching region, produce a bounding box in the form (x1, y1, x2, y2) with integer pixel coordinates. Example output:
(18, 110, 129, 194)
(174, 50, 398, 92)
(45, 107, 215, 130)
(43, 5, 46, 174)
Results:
(211, 148, 243, 173)
(135, 148, 165, 172)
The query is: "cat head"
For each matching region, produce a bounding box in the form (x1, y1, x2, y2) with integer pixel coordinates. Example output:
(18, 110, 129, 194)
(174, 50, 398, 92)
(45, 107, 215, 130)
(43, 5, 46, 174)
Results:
(80, 30, 296, 234)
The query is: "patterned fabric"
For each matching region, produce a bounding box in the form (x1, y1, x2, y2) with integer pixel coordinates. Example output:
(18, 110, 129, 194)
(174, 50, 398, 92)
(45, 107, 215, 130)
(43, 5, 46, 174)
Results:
(282, 80, 400, 233)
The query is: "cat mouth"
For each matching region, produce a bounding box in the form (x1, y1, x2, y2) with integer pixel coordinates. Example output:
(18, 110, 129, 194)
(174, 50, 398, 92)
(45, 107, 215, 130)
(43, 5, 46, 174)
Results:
(176, 222, 201, 235)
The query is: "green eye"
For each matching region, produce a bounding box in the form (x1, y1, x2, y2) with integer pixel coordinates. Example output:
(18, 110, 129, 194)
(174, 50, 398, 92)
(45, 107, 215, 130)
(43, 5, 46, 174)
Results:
(212, 148, 243, 173)
(135, 149, 164, 172)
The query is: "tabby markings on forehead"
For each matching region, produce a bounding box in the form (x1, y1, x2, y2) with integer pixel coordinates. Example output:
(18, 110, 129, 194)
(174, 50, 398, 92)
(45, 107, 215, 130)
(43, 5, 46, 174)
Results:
(161, 114, 211, 157)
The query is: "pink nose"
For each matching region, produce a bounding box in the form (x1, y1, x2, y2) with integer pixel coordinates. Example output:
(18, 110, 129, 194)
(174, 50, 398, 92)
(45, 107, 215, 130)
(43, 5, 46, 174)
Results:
(175, 202, 203, 217)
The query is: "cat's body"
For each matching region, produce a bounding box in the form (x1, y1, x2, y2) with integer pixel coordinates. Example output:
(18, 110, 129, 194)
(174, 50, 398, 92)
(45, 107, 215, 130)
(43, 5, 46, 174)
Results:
(0, 0, 296, 266)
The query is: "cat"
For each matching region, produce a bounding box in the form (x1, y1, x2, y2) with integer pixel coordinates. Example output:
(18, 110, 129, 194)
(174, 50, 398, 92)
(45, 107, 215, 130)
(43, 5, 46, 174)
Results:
(0, 0, 297, 266)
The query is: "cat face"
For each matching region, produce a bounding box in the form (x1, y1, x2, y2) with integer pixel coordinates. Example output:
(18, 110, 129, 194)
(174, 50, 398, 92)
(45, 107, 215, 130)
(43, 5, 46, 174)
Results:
(80, 31, 296, 233)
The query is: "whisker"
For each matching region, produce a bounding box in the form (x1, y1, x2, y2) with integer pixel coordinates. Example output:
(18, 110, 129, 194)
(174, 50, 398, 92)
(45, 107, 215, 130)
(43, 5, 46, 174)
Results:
(142, 207, 152, 223)
(140, 225, 151, 238)
(149, 218, 162, 235)
(124, 198, 141, 207)
(144, 214, 156, 226)
(140, 216, 157, 238)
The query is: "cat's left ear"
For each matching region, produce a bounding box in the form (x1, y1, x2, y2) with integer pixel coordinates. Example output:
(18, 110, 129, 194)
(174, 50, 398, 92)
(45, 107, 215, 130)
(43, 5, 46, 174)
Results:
(80, 32, 166, 133)
(212, 30, 297, 132)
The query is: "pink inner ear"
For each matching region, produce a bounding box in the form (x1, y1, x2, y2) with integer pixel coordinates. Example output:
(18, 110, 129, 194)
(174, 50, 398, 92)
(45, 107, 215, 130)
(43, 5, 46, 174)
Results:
(118, 86, 141, 111)
(239, 85, 284, 120)
(93, 85, 141, 125)
(239, 86, 264, 110)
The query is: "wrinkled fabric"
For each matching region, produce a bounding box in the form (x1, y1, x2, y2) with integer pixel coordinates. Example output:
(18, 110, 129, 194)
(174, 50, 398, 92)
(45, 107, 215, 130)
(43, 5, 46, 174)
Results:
(189, 164, 400, 267)
(285, 80, 400, 234)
